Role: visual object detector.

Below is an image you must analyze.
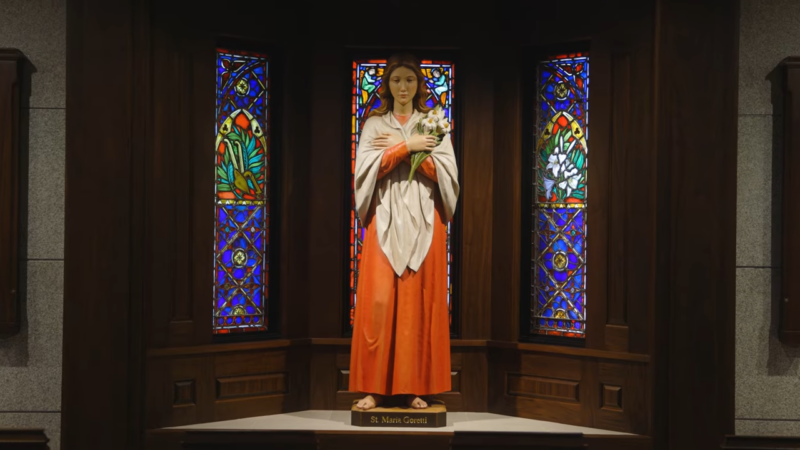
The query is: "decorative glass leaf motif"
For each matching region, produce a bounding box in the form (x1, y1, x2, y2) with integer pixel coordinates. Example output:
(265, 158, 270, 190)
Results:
(537, 112, 587, 203)
(216, 109, 268, 201)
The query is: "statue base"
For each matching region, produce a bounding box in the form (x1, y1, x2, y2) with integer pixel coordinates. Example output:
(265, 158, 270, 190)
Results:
(350, 400, 446, 428)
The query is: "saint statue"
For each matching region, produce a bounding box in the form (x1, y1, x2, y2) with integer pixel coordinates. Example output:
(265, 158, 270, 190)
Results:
(349, 53, 460, 410)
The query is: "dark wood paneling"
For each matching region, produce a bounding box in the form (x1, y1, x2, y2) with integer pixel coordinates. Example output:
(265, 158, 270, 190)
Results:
(0, 429, 49, 450)
(146, 345, 308, 429)
(306, 39, 346, 338)
(723, 435, 800, 449)
(654, 0, 738, 448)
(491, 44, 522, 343)
(585, 31, 612, 352)
(514, 11, 654, 352)
(280, 41, 313, 340)
(781, 58, 800, 346)
(174, 380, 196, 406)
(488, 340, 649, 363)
(311, 345, 341, 410)
(457, 46, 494, 340)
(63, 0, 138, 449)
(601, 385, 622, 411)
(488, 347, 648, 434)
(507, 374, 580, 403)
(216, 373, 288, 400)
(606, 49, 630, 329)
(616, 20, 655, 358)
(0, 49, 24, 338)
(146, 355, 212, 428)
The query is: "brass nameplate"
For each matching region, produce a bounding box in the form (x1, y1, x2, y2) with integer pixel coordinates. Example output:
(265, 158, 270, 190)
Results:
(351, 401, 446, 428)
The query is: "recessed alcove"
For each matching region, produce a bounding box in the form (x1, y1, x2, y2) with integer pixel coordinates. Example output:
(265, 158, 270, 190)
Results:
(62, 0, 738, 449)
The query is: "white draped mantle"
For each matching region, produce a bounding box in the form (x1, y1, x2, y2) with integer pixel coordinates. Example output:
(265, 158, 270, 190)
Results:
(354, 111, 460, 277)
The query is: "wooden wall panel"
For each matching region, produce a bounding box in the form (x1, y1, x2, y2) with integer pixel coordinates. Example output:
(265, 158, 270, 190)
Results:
(617, 21, 655, 357)
(508, 2, 655, 353)
(146, 344, 309, 429)
(781, 58, 800, 346)
(63, 0, 138, 448)
(457, 46, 494, 340)
(0, 430, 49, 450)
(305, 38, 346, 339)
(654, 0, 738, 447)
(487, 347, 649, 435)
(0, 50, 25, 338)
(490, 44, 522, 343)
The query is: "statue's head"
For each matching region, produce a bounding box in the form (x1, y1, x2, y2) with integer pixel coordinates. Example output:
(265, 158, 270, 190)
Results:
(370, 53, 431, 116)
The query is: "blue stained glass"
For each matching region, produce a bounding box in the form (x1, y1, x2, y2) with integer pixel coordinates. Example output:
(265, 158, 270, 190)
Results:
(214, 49, 270, 334)
(532, 53, 589, 338)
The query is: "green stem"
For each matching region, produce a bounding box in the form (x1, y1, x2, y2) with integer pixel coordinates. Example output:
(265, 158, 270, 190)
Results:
(408, 152, 431, 182)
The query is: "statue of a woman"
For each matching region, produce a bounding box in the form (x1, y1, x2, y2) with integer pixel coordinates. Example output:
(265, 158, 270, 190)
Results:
(350, 53, 460, 410)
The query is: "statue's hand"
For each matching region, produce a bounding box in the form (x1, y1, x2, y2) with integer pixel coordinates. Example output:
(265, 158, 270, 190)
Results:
(372, 133, 403, 149)
(406, 134, 437, 153)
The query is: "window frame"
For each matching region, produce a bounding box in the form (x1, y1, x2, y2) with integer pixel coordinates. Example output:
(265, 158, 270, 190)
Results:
(520, 42, 592, 348)
(211, 39, 284, 342)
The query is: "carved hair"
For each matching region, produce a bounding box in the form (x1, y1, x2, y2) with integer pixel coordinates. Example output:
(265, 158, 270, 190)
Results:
(369, 53, 432, 117)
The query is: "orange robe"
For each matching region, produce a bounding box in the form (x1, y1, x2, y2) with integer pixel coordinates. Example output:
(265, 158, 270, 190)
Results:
(349, 131, 452, 397)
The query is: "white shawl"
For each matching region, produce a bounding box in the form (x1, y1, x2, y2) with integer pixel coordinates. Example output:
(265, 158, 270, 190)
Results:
(354, 111, 460, 276)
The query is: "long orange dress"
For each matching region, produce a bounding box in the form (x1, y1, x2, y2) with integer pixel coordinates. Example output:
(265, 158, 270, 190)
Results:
(349, 116, 452, 397)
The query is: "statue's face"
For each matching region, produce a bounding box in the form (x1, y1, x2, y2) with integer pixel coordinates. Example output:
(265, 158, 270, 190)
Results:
(388, 66, 417, 107)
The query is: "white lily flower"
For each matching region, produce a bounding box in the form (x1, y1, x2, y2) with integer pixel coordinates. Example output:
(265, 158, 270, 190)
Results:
(423, 116, 438, 132)
(558, 180, 568, 189)
(438, 120, 451, 134)
(547, 154, 558, 168)
(427, 110, 440, 122)
(549, 158, 561, 177)
(568, 174, 581, 190)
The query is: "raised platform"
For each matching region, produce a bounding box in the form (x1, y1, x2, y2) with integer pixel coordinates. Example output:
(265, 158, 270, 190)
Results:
(170, 410, 630, 434)
(146, 410, 652, 450)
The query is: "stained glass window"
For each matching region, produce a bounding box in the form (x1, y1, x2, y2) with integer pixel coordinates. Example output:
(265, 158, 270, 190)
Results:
(531, 53, 589, 338)
(349, 59, 456, 329)
(213, 49, 270, 334)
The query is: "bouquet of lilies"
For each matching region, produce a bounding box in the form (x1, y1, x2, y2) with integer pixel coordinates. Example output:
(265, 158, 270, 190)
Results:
(408, 105, 451, 182)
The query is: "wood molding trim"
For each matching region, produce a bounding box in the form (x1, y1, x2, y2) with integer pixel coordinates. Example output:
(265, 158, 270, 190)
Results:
(0, 49, 25, 338)
(781, 56, 800, 346)
(147, 338, 648, 362)
(0, 429, 49, 449)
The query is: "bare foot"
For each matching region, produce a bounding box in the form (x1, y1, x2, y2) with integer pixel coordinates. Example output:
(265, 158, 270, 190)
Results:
(356, 394, 383, 410)
(407, 395, 428, 409)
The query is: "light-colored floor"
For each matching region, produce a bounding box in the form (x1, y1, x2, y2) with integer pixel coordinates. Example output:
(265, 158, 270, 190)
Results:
(171, 410, 630, 435)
